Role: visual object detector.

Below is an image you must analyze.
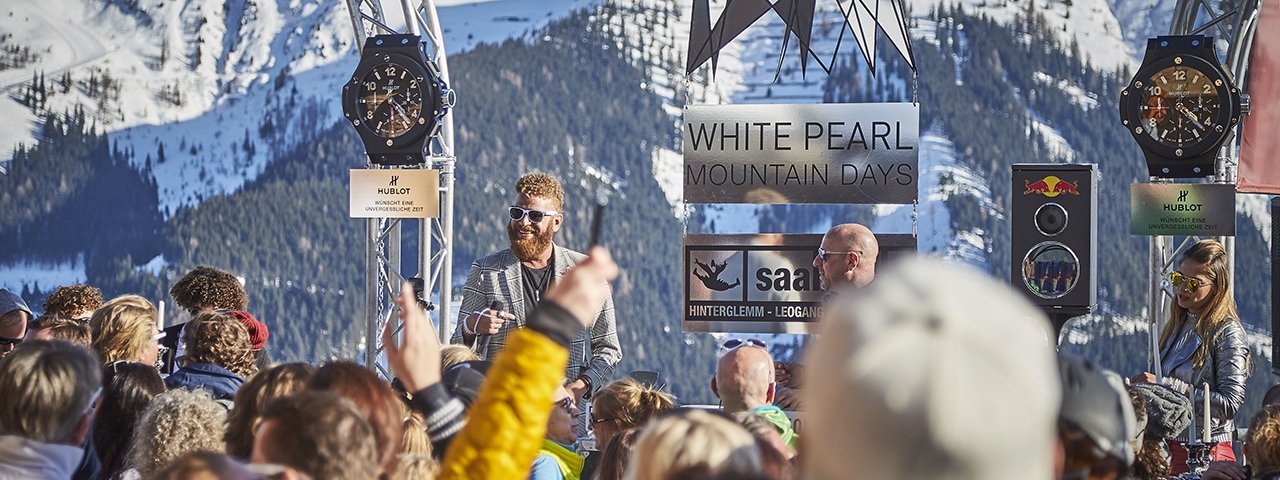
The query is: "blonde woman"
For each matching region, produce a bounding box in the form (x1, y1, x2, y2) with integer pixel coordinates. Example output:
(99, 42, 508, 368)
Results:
(1133, 239, 1249, 472)
(583, 378, 675, 479)
(625, 409, 762, 480)
(89, 295, 161, 366)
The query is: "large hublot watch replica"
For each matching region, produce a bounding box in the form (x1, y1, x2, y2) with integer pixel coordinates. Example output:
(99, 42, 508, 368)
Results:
(1119, 35, 1242, 178)
(342, 34, 451, 165)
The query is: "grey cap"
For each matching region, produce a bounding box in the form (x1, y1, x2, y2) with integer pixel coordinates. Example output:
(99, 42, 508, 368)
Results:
(1131, 383, 1193, 439)
(0, 289, 32, 318)
(1058, 354, 1136, 464)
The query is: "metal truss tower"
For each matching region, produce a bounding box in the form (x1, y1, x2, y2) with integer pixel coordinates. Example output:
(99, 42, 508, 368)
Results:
(1145, 0, 1260, 375)
(341, 0, 458, 375)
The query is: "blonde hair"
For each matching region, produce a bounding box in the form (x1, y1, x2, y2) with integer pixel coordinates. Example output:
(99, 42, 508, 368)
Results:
(440, 344, 480, 372)
(128, 389, 228, 478)
(593, 378, 676, 430)
(224, 363, 315, 458)
(89, 295, 157, 364)
(395, 412, 438, 480)
(184, 312, 256, 378)
(0, 340, 101, 443)
(1158, 240, 1245, 369)
(515, 172, 565, 210)
(625, 409, 762, 480)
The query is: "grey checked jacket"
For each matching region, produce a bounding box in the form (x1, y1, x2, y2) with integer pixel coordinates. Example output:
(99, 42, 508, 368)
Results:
(450, 245, 621, 392)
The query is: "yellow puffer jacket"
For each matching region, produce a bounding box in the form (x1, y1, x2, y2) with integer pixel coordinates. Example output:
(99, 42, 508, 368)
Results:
(439, 328, 569, 479)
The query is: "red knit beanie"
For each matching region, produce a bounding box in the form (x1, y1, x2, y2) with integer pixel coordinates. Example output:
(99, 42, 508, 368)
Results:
(227, 310, 268, 352)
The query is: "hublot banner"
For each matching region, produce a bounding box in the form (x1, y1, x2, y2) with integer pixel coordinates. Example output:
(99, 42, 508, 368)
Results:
(1130, 183, 1236, 236)
(684, 233, 917, 333)
(683, 103, 920, 205)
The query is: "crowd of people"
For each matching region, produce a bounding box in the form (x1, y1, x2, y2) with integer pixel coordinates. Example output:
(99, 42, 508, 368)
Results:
(0, 172, 1274, 480)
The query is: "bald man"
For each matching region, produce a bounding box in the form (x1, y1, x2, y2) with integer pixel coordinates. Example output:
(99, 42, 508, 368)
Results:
(712, 343, 798, 449)
(813, 223, 880, 293)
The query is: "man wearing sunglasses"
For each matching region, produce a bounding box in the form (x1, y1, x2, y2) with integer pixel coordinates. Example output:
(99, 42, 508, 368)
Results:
(452, 172, 621, 404)
(0, 289, 33, 359)
(812, 223, 880, 294)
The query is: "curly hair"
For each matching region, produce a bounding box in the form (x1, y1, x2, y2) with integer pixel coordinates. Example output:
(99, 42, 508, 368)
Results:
(224, 362, 315, 459)
(89, 295, 157, 364)
(42, 284, 103, 318)
(170, 266, 248, 311)
(515, 172, 564, 210)
(127, 389, 228, 478)
(308, 361, 404, 475)
(593, 378, 676, 431)
(1249, 405, 1280, 473)
(183, 312, 256, 378)
(28, 314, 91, 346)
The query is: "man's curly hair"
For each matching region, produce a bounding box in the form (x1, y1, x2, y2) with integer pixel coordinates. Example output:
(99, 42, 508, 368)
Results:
(515, 172, 565, 210)
(183, 312, 256, 378)
(170, 266, 248, 311)
(1249, 405, 1280, 474)
(42, 284, 103, 318)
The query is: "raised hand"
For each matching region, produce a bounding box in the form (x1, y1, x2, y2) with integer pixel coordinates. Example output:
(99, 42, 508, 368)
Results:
(385, 281, 443, 392)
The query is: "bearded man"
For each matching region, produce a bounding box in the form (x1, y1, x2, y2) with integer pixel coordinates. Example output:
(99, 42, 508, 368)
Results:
(450, 172, 621, 402)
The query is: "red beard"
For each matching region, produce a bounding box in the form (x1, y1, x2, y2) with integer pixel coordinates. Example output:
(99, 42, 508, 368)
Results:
(508, 222, 553, 261)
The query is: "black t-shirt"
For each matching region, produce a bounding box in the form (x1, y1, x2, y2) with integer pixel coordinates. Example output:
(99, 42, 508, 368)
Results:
(521, 257, 555, 314)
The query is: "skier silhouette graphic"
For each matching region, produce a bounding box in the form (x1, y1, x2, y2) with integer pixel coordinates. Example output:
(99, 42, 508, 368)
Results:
(693, 257, 740, 291)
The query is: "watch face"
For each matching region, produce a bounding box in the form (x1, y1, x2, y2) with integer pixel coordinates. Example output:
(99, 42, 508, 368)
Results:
(357, 62, 425, 138)
(1138, 65, 1221, 148)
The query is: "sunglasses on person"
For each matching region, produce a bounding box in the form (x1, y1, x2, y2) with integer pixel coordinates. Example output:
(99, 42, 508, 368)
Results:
(1169, 271, 1211, 293)
(0, 335, 21, 347)
(721, 337, 768, 358)
(509, 206, 559, 224)
(554, 396, 575, 413)
(589, 412, 614, 425)
(815, 248, 856, 263)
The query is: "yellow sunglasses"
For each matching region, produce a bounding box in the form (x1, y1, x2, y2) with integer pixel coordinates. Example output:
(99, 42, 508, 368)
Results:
(1169, 271, 1211, 293)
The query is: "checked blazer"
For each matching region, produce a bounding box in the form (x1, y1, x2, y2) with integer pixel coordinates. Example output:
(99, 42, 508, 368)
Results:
(450, 245, 621, 392)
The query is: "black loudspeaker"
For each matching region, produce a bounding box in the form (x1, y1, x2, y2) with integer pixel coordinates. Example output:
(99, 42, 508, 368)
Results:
(1010, 164, 1098, 319)
(1272, 198, 1279, 374)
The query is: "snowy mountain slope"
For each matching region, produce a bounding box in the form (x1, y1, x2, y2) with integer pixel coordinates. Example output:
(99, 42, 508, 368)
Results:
(0, 0, 599, 214)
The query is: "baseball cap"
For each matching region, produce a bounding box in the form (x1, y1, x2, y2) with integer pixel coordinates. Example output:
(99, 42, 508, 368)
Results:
(1058, 353, 1137, 464)
(0, 289, 32, 318)
(443, 360, 491, 407)
(803, 257, 1061, 480)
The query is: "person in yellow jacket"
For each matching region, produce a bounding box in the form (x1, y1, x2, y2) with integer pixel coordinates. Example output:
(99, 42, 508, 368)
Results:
(384, 247, 619, 480)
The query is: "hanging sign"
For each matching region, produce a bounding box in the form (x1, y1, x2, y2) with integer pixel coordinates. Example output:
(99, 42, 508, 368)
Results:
(683, 103, 919, 205)
(683, 233, 916, 334)
(1130, 183, 1235, 236)
(349, 169, 439, 218)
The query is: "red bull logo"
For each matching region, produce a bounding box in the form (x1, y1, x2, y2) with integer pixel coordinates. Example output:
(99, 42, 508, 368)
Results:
(1023, 175, 1080, 197)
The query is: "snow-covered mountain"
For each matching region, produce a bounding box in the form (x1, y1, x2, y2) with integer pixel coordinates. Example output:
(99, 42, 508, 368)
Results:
(0, 0, 591, 214)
